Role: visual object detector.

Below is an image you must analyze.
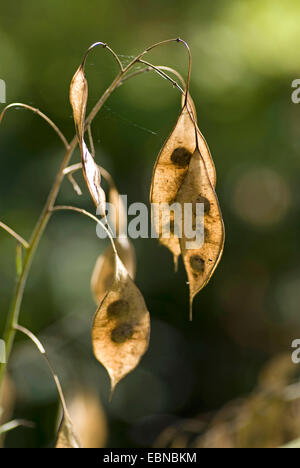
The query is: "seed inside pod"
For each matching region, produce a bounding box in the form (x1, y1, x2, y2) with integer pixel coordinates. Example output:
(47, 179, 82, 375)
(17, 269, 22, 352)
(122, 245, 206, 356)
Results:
(171, 147, 192, 166)
(107, 299, 130, 318)
(111, 323, 134, 344)
(195, 195, 210, 214)
(190, 255, 205, 273)
(150, 104, 197, 267)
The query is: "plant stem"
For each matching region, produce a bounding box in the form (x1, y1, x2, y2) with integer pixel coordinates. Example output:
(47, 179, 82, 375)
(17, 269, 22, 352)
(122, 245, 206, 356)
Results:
(0, 37, 190, 396)
(137, 60, 184, 95)
(0, 59, 134, 392)
(0, 142, 75, 388)
(0, 222, 29, 249)
(0, 70, 124, 392)
(14, 324, 70, 418)
(0, 103, 69, 149)
(51, 205, 118, 255)
(0, 419, 35, 435)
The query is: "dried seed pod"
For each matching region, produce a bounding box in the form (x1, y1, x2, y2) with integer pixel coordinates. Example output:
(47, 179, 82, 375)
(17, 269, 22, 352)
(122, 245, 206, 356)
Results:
(150, 94, 216, 268)
(56, 414, 81, 448)
(176, 148, 225, 319)
(70, 58, 106, 215)
(92, 255, 150, 393)
(150, 104, 196, 267)
(91, 237, 136, 305)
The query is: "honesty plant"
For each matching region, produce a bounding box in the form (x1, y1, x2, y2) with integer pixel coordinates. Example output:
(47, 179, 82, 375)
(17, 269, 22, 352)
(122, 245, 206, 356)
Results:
(0, 38, 224, 447)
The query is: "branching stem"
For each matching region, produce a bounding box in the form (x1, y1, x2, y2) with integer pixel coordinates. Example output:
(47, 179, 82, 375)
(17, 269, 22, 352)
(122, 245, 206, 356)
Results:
(138, 60, 184, 95)
(0, 222, 29, 249)
(0, 37, 191, 399)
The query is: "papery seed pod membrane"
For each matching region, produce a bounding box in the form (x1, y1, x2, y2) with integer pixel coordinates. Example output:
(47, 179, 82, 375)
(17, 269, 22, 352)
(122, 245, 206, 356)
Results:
(82, 141, 106, 214)
(150, 104, 196, 267)
(92, 255, 150, 394)
(176, 148, 225, 320)
(56, 414, 81, 448)
(150, 89, 218, 269)
(70, 58, 105, 211)
(69, 65, 88, 139)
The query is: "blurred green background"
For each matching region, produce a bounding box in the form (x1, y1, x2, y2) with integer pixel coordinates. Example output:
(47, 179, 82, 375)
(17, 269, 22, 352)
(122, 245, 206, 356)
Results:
(1, 0, 300, 448)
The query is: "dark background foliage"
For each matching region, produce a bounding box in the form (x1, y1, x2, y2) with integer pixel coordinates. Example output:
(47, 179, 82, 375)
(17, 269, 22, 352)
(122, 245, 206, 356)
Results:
(1, 0, 300, 448)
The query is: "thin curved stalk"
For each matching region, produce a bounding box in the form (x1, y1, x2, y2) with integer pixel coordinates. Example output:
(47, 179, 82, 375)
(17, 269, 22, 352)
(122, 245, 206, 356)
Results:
(138, 60, 184, 95)
(63, 162, 83, 196)
(63, 163, 82, 176)
(0, 222, 29, 249)
(51, 205, 117, 255)
(118, 66, 152, 86)
(68, 172, 82, 196)
(156, 66, 186, 88)
(14, 324, 70, 418)
(87, 124, 95, 158)
(0, 73, 123, 389)
(0, 103, 69, 149)
(85, 37, 190, 126)
(140, 37, 191, 104)
(118, 64, 186, 89)
(99, 166, 115, 188)
(0, 419, 35, 435)
(64, 163, 116, 193)
(83, 41, 124, 72)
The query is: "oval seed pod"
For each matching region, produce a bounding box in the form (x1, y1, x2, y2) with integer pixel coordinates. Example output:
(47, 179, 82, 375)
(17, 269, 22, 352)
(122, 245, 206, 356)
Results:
(91, 237, 136, 305)
(176, 148, 225, 320)
(70, 57, 106, 215)
(181, 92, 216, 188)
(56, 414, 81, 448)
(92, 255, 150, 393)
(150, 104, 196, 268)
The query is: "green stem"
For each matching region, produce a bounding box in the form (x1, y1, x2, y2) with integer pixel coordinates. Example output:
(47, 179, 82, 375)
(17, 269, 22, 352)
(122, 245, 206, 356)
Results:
(14, 324, 70, 419)
(0, 142, 74, 386)
(0, 69, 126, 391)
